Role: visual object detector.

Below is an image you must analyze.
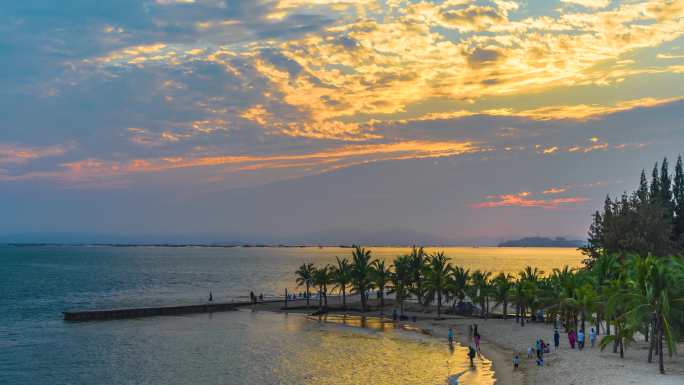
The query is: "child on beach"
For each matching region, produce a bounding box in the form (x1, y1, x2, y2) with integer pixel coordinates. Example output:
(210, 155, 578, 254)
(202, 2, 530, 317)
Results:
(474, 332, 481, 352)
(554, 329, 560, 351)
(527, 346, 534, 359)
(578, 329, 585, 350)
(513, 354, 520, 370)
(468, 346, 477, 367)
(568, 329, 576, 349)
(589, 327, 597, 348)
(448, 328, 454, 345)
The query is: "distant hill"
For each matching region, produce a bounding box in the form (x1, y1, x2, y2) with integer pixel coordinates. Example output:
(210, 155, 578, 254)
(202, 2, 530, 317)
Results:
(498, 237, 584, 248)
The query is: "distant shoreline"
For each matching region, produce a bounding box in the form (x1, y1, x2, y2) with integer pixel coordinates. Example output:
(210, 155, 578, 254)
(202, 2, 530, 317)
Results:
(3, 243, 582, 249)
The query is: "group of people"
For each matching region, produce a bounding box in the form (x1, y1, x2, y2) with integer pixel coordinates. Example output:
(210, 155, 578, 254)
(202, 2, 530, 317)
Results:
(567, 327, 597, 349)
(248, 291, 264, 303)
(513, 326, 599, 371)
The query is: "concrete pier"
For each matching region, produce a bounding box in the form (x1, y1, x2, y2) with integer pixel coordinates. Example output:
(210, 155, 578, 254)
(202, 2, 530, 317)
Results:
(63, 300, 282, 321)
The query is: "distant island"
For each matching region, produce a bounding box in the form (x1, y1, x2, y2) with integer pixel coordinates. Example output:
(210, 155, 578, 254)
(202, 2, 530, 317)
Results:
(498, 237, 584, 248)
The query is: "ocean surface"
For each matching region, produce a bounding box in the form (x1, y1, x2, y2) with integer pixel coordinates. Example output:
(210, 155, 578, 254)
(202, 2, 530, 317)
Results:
(0, 246, 583, 385)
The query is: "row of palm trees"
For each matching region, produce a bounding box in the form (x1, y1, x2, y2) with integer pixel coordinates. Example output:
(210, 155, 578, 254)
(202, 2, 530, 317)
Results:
(295, 245, 684, 374)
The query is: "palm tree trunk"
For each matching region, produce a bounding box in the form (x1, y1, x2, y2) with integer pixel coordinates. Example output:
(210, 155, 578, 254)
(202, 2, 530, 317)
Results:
(595, 313, 601, 335)
(613, 322, 619, 354)
(437, 291, 442, 318)
(581, 311, 586, 333)
(360, 288, 367, 312)
(521, 304, 526, 327)
(503, 300, 508, 320)
(658, 317, 665, 374)
(318, 287, 323, 310)
(306, 284, 310, 306)
(648, 317, 656, 363)
(342, 286, 347, 309)
(619, 337, 624, 359)
(380, 287, 385, 315)
(606, 318, 611, 336)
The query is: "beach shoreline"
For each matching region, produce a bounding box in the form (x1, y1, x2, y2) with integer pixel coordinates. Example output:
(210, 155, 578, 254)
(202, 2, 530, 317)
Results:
(250, 298, 524, 385)
(250, 297, 684, 385)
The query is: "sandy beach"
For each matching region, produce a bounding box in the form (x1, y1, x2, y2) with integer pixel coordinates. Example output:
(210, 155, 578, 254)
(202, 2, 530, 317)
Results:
(251, 296, 684, 385)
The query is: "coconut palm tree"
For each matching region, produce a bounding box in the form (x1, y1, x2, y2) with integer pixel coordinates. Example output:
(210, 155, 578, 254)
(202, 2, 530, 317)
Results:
(520, 266, 542, 320)
(627, 256, 684, 373)
(492, 272, 514, 319)
(511, 277, 536, 327)
(295, 262, 315, 307)
(470, 270, 492, 318)
(600, 274, 635, 358)
(312, 265, 332, 310)
(407, 246, 428, 307)
(332, 257, 352, 309)
(372, 259, 392, 314)
(575, 283, 599, 333)
(590, 254, 619, 335)
(392, 254, 412, 317)
(447, 266, 470, 313)
(350, 245, 376, 312)
(424, 252, 452, 319)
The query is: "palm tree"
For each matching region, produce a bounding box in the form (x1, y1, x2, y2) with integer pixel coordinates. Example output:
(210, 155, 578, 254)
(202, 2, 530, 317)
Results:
(350, 245, 376, 312)
(591, 254, 619, 335)
(520, 266, 542, 320)
(447, 266, 470, 313)
(424, 252, 452, 319)
(407, 246, 428, 307)
(392, 255, 412, 317)
(313, 265, 332, 310)
(471, 270, 492, 318)
(511, 278, 536, 327)
(295, 262, 315, 307)
(600, 274, 634, 358)
(575, 283, 599, 333)
(332, 257, 352, 309)
(550, 265, 581, 331)
(492, 272, 514, 319)
(627, 256, 684, 373)
(372, 259, 392, 314)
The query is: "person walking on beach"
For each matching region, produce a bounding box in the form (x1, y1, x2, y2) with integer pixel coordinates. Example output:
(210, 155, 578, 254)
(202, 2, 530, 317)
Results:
(589, 327, 597, 348)
(474, 332, 481, 353)
(448, 327, 454, 346)
(578, 329, 585, 350)
(568, 329, 576, 349)
(513, 353, 520, 370)
(554, 329, 560, 351)
(468, 346, 476, 367)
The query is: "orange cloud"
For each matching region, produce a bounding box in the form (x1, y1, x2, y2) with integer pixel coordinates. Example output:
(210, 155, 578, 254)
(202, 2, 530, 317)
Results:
(0, 143, 72, 164)
(542, 187, 567, 194)
(473, 191, 589, 209)
(0, 140, 482, 183)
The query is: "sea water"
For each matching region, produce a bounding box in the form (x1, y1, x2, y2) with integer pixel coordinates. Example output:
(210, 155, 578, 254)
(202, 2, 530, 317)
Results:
(0, 245, 582, 384)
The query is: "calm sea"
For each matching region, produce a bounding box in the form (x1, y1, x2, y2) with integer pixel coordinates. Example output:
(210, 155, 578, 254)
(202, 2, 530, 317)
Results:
(0, 246, 583, 385)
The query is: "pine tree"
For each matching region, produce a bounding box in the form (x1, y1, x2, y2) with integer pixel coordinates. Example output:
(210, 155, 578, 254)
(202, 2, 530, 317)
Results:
(581, 210, 603, 267)
(659, 158, 672, 207)
(673, 156, 684, 243)
(637, 170, 649, 204)
(650, 162, 661, 202)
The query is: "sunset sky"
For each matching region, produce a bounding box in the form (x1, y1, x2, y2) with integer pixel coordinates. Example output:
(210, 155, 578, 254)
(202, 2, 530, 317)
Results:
(2, 0, 683, 244)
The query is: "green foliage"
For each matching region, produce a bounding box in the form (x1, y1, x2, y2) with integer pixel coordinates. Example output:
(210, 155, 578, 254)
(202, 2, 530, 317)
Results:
(582, 156, 684, 265)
